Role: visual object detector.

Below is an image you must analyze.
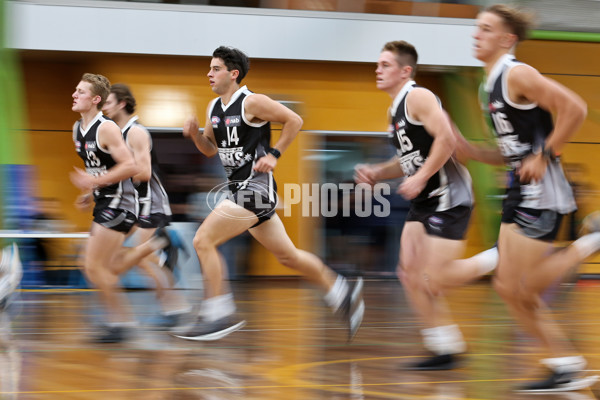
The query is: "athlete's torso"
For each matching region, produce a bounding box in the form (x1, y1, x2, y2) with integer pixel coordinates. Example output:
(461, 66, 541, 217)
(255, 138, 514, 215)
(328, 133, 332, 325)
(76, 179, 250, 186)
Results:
(73, 112, 138, 214)
(209, 86, 276, 200)
(485, 54, 575, 213)
(390, 81, 473, 211)
(122, 116, 172, 217)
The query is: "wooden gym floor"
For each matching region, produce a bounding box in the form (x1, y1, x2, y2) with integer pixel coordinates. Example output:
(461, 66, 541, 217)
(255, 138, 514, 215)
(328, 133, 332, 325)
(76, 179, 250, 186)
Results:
(1, 279, 599, 399)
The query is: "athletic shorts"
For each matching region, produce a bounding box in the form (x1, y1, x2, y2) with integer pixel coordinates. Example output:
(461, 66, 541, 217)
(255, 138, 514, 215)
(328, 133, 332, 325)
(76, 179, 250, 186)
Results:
(501, 205, 564, 242)
(93, 207, 137, 234)
(137, 213, 171, 229)
(406, 204, 472, 240)
(229, 190, 276, 228)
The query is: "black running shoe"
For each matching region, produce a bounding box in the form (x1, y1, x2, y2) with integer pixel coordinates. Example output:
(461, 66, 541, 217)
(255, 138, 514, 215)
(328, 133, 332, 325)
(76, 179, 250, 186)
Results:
(403, 353, 459, 371)
(337, 277, 365, 342)
(517, 371, 599, 393)
(172, 316, 246, 341)
(93, 325, 129, 344)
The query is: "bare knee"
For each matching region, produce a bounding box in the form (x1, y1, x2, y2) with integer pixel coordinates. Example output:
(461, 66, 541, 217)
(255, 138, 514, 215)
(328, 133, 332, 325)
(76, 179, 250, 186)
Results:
(493, 277, 539, 312)
(424, 273, 445, 296)
(273, 249, 300, 268)
(493, 276, 514, 303)
(399, 264, 423, 291)
(85, 262, 118, 289)
(193, 231, 217, 253)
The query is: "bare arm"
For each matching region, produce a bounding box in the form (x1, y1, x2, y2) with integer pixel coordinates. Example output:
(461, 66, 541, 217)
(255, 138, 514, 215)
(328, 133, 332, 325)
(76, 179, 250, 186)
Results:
(354, 157, 404, 186)
(244, 93, 303, 173)
(398, 88, 455, 199)
(446, 114, 504, 166)
(182, 101, 218, 157)
(70, 121, 139, 191)
(508, 65, 587, 181)
(126, 125, 152, 183)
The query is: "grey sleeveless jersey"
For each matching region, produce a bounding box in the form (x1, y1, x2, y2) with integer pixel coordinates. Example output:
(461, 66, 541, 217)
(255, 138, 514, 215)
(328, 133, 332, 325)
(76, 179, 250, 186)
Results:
(122, 116, 172, 217)
(485, 54, 576, 213)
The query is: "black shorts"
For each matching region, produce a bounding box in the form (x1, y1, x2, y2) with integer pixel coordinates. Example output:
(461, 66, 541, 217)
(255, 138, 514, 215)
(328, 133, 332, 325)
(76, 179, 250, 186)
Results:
(229, 190, 277, 228)
(93, 207, 137, 234)
(406, 204, 472, 240)
(501, 205, 564, 242)
(137, 213, 171, 229)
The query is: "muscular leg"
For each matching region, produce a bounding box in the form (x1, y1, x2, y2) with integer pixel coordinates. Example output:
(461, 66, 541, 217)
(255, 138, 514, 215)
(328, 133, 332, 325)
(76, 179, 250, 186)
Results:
(493, 223, 574, 357)
(398, 221, 468, 366)
(398, 222, 434, 323)
(250, 213, 362, 340)
(249, 214, 337, 291)
(193, 200, 258, 298)
(84, 223, 132, 324)
(110, 227, 168, 276)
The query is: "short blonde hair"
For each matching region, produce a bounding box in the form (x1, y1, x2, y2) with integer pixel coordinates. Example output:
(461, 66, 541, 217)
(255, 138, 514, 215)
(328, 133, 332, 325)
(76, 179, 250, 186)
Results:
(485, 4, 535, 42)
(81, 73, 111, 109)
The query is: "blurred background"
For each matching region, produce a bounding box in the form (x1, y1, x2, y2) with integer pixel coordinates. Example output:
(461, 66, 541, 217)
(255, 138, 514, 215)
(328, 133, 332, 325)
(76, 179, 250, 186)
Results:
(0, 0, 598, 288)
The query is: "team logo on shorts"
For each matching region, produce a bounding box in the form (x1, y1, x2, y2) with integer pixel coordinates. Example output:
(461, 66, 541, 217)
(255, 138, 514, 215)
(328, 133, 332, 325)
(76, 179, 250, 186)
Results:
(100, 209, 115, 221)
(428, 216, 443, 231)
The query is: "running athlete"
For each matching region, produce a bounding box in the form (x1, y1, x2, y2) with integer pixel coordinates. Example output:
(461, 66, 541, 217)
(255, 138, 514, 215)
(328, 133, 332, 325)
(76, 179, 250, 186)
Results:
(70, 73, 168, 342)
(354, 41, 498, 370)
(177, 46, 364, 341)
(102, 83, 191, 325)
(455, 4, 600, 392)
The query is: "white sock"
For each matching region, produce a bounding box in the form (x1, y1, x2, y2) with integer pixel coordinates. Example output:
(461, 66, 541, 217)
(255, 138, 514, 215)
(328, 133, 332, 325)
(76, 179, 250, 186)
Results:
(469, 247, 499, 275)
(200, 293, 236, 322)
(324, 275, 349, 312)
(422, 324, 466, 355)
(572, 232, 600, 259)
(541, 355, 586, 374)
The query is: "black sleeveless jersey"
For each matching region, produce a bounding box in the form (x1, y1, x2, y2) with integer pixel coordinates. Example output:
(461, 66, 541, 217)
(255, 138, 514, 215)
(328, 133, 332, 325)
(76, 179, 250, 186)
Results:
(72, 112, 138, 213)
(484, 54, 575, 213)
(486, 54, 554, 168)
(122, 116, 171, 217)
(390, 81, 473, 210)
(209, 86, 275, 198)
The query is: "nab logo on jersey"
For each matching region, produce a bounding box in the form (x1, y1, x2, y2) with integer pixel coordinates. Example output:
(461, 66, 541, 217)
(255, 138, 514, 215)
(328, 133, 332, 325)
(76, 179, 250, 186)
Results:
(211, 116, 220, 127)
(489, 100, 504, 112)
(225, 116, 241, 127)
(85, 142, 96, 151)
(396, 119, 406, 130)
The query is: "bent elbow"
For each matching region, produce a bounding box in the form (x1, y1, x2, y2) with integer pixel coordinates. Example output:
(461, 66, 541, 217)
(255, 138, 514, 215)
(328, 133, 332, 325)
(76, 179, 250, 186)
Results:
(577, 102, 588, 122)
(205, 148, 219, 158)
(137, 169, 152, 182)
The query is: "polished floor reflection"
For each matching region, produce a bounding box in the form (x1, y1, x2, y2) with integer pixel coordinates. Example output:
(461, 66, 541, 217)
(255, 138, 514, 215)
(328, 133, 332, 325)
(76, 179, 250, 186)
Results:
(2, 279, 600, 399)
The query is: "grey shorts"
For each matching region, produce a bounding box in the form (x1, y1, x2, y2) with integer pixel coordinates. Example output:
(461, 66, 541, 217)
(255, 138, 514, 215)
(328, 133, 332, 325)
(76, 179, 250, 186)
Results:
(502, 206, 564, 242)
